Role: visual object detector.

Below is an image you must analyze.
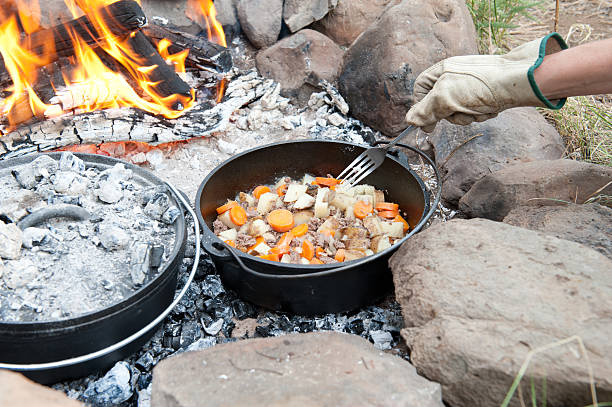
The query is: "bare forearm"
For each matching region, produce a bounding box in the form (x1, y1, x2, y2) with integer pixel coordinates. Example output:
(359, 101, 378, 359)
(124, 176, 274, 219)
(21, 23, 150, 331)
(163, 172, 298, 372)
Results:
(534, 37, 612, 99)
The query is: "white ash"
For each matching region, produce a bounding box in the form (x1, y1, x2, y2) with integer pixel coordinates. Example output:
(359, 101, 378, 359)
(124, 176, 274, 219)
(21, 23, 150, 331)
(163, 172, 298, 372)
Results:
(0, 152, 178, 322)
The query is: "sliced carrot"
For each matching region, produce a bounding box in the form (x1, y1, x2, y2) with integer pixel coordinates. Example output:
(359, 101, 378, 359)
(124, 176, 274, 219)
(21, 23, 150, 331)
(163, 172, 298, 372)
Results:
(314, 177, 341, 187)
(276, 231, 294, 249)
(253, 185, 271, 199)
(290, 223, 308, 237)
(375, 202, 399, 212)
(216, 200, 238, 214)
(353, 201, 373, 219)
(310, 258, 324, 265)
(334, 248, 345, 262)
(229, 205, 247, 226)
(276, 184, 288, 196)
(259, 253, 280, 262)
(302, 239, 314, 260)
(248, 236, 264, 251)
(377, 210, 399, 219)
(267, 209, 294, 232)
(320, 229, 335, 237)
(224, 240, 236, 247)
(270, 245, 290, 256)
(394, 214, 410, 232)
(315, 246, 325, 258)
(330, 185, 336, 191)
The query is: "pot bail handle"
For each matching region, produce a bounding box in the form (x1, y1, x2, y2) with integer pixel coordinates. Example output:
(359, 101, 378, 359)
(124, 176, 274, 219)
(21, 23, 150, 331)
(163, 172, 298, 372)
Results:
(0, 181, 200, 372)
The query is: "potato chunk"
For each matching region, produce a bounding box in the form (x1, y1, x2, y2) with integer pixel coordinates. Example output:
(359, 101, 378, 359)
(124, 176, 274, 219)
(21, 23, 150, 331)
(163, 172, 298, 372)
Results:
(293, 193, 315, 209)
(381, 221, 404, 238)
(284, 184, 308, 202)
(362, 216, 383, 237)
(257, 192, 277, 215)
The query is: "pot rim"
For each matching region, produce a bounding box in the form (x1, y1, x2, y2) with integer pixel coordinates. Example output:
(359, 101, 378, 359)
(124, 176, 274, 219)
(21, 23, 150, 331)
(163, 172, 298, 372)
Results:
(196, 139, 440, 276)
(0, 152, 187, 331)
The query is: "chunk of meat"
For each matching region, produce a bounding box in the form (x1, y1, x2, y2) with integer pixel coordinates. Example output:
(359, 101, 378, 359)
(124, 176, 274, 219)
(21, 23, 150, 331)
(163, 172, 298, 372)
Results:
(236, 233, 256, 248)
(213, 219, 228, 234)
(307, 217, 324, 231)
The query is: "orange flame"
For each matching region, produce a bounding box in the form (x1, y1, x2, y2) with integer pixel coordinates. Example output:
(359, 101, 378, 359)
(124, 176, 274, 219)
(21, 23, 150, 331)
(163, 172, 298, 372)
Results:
(188, 0, 227, 48)
(0, 0, 195, 129)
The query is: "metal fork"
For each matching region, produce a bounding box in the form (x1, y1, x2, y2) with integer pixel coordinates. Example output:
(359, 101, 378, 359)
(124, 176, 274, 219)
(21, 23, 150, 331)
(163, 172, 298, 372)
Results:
(337, 125, 416, 188)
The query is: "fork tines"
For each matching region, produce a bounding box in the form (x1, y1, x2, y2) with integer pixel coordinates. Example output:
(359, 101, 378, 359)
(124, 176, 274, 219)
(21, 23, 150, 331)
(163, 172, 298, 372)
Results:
(337, 152, 377, 188)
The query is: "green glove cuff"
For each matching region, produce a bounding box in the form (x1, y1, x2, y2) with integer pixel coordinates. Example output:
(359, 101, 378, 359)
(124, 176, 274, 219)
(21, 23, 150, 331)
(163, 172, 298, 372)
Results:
(527, 32, 569, 110)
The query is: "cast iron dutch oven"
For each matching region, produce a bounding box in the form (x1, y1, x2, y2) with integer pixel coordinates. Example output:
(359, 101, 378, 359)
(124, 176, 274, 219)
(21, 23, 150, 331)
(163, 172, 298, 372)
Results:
(196, 140, 441, 316)
(0, 153, 197, 384)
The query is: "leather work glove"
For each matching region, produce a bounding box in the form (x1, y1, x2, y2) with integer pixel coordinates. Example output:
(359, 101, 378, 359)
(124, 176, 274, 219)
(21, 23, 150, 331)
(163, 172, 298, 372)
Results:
(405, 33, 568, 132)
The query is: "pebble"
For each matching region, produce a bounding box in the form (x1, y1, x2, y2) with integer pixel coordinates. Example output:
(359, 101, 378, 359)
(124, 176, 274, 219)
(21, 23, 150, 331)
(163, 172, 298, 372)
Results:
(99, 225, 130, 251)
(83, 361, 132, 406)
(22, 227, 50, 249)
(0, 222, 23, 260)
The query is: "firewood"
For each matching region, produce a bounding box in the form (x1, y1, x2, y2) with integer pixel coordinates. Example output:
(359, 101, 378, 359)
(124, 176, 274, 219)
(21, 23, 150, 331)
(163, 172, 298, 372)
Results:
(142, 24, 232, 73)
(0, 0, 147, 89)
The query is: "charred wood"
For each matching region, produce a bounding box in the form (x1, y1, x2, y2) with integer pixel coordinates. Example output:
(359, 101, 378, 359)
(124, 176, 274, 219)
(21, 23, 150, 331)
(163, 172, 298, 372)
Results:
(142, 24, 232, 73)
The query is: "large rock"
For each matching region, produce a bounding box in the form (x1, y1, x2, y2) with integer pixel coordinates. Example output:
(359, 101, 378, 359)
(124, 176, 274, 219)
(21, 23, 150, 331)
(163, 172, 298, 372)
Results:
(503, 203, 612, 259)
(256, 29, 344, 102)
(459, 159, 612, 220)
(430, 107, 564, 206)
(0, 370, 83, 407)
(283, 0, 338, 33)
(389, 218, 612, 407)
(338, 0, 478, 136)
(151, 332, 444, 406)
(313, 0, 401, 47)
(237, 0, 284, 48)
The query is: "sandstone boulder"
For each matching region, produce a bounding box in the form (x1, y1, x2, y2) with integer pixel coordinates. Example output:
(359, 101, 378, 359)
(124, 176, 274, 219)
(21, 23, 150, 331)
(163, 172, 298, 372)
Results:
(152, 332, 444, 406)
(256, 29, 344, 102)
(459, 159, 612, 220)
(338, 0, 478, 136)
(0, 370, 83, 407)
(503, 203, 612, 259)
(283, 0, 338, 33)
(237, 0, 283, 48)
(313, 0, 401, 47)
(390, 218, 612, 407)
(430, 107, 564, 206)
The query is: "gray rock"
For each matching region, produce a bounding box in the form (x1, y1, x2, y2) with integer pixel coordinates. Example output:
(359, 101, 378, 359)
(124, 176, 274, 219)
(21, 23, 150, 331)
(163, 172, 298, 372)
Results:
(83, 361, 132, 407)
(256, 29, 344, 103)
(503, 203, 612, 259)
(459, 159, 612, 220)
(2, 258, 38, 289)
(99, 225, 130, 251)
(58, 152, 85, 174)
(429, 108, 564, 206)
(152, 332, 443, 406)
(237, 0, 283, 48)
(22, 227, 50, 249)
(389, 218, 612, 407)
(0, 222, 23, 260)
(338, 0, 478, 136)
(0, 369, 83, 407)
(283, 0, 338, 32)
(313, 0, 400, 47)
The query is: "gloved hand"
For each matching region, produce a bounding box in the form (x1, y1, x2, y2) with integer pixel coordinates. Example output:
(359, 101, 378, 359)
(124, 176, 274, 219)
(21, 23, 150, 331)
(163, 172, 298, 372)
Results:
(405, 33, 568, 132)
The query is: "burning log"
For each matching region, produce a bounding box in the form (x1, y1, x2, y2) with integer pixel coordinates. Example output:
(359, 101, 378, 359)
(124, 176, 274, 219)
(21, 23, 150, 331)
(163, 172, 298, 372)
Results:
(142, 24, 232, 73)
(0, 0, 147, 89)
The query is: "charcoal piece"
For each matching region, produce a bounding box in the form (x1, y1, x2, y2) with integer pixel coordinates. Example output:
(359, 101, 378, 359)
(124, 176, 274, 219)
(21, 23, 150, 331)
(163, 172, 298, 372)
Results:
(22, 227, 50, 249)
(366, 320, 384, 332)
(347, 319, 365, 335)
(58, 152, 86, 174)
(141, 186, 167, 206)
(184, 336, 216, 352)
(48, 195, 82, 206)
(149, 246, 164, 269)
(143, 193, 170, 221)
(162, 206, 180, 224)
(182, 256, 194, 267)
(83, 361, 133, 406)
(129, 242, 151, 286)
(272, 315, 293, 331)
(164, 322, 182, 337)
(98, 224, 130, 251)
(137, 373, 152, 391)
(231, 299, 258, 320)
(203, 318, 224, 336)
(255, 324, 271, 337)
(201, 275, 225, 298)
(195, 298, 206, 311)
(180, 321, 202, 348)
(31, 155, 59, 177)
(370, 330, 393, 350)
(298, 320, 315, 333)
(11, 166, 37, 189)
(184, 245, 196, 258)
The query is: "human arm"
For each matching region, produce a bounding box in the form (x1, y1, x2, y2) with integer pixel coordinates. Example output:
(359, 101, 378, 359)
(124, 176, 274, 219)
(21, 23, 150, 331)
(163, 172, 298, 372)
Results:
(405, 35, 612, 132)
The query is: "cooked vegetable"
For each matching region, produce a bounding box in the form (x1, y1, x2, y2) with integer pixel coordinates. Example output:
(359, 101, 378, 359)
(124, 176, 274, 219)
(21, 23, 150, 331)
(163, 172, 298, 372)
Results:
(267, 209, 294, 232)
(371, 235, 391, 253)
(343, 249, 366, 261)
(224, 240, 236, 247)
(276, 184, 288, 197)
(381, 221, 404, 238)
(293, 193, 315, 209)
(353, 201, 373, 219)
(284, 184, 308, 202)
(334, 249, 345, 262)
(293, 210, 314, 225)
(314, 177, 340, 187)
(253, 186, 271, 199)
(216, 200, 238, 214)
(239, 192, 255, 207)
(310, 258, 324, 265)
(375, 202, 399, 212)
(257, 192, 277, 215)
(259, 253, 280, 262)
(394, 214, 410, 232)
(377, 210, 399, 219)
(301, 239, 315, 260)
(249, 219, 270, 236)
(229, 205, 247, 226)
(218, 228, 237, 242)
(362, 216, 383, 236)
(291, 223, 308, 237)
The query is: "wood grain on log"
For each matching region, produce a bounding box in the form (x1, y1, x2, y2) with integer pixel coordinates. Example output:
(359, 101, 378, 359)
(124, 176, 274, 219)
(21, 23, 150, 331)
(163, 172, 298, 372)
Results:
(0, 0, 146, 89)
(142, 25, 232, 73)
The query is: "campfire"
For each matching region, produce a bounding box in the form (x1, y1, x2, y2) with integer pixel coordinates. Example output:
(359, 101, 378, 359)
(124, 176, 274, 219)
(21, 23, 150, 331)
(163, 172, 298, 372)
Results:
(0, 0, 228, 138)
